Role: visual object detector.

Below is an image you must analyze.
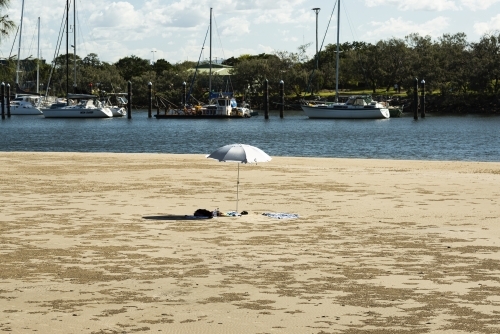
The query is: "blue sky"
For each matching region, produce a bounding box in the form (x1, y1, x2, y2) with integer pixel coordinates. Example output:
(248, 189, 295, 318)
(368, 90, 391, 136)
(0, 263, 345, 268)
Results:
(1, 0, 499, 64)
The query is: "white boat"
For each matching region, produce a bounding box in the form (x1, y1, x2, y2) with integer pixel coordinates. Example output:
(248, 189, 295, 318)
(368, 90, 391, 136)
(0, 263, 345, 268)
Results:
(302, 95, 390, 119)
(301, 0, 390, 120)
(42, 94, 113, 118)
(101, 94, 127, 117)
(42, 2, 113, 119)
(9, 95, 43, 115)
(109, 106, 126, 117)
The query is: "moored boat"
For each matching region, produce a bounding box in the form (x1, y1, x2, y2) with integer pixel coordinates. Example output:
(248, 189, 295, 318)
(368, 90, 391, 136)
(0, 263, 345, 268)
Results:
(101, 93, 127, 117)
(155, 93, 252, 119)
(302, 0, 390, 120)
(42, 94, 113, 118)
(302, 95, 390, 119)
(9, 95, 43, 115)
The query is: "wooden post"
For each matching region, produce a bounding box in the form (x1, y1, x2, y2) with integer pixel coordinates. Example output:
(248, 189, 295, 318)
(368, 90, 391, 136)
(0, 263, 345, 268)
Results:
(127, 81, 132, 119)
(6, 83, 11, 117)
(264, 79, 269, 120)
(413, 78, 418, 120)
(420, 79, 426, 118)
(182, 81, 186, 107)
(279, 80, 284, 118)
(1, 82, 5, 119)
(148, 82, 152, 118)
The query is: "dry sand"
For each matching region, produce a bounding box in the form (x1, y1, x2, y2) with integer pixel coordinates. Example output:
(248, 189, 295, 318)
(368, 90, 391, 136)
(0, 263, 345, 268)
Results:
(0, 152, 499, 334)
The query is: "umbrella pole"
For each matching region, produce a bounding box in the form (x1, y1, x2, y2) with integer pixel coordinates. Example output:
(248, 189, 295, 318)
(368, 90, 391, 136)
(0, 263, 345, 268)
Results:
(236, 163, 239, 212)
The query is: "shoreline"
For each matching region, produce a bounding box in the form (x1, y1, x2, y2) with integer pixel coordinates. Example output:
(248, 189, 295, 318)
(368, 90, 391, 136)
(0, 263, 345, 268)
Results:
(3, 150, 500, 163)
(1, 152, 499, 333)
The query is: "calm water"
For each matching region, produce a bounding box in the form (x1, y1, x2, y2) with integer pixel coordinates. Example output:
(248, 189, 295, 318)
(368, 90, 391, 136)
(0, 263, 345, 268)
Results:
(1, 110, 499, 161)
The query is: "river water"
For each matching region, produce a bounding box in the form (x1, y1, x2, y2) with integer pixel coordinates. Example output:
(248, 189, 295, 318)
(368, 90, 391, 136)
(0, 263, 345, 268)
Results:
(1, 110, 499, 162)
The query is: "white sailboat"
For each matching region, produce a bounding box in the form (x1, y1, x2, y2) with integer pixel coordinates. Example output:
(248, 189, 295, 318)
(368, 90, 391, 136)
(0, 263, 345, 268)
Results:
(43, 0, 112, 118)
(10, 1, 43, 115)
(301, 0, 390, 119)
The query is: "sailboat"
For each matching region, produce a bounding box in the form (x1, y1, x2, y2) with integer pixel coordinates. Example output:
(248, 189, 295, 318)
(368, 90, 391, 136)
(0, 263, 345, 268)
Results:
(10, 1, 43, 115)
(301, 0, 390, 119)
(154, 8, 252, 119)
(42, 0, 112, 118)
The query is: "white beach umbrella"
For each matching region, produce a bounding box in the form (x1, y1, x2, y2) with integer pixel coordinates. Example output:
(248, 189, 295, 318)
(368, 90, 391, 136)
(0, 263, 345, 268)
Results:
(207, 143, 272, 212)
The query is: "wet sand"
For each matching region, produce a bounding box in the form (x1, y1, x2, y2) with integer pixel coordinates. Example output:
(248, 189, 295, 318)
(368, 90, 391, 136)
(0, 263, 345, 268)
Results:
(0, 152, 499, 333)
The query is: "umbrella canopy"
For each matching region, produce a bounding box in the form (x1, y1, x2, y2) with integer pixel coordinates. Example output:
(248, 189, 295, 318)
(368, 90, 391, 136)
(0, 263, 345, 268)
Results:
(207, 144, 271, 213)
(206, 143, 271, 164)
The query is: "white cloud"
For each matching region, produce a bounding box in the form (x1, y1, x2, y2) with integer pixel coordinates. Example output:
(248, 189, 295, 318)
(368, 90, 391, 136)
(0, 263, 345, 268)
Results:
(473, 14, 500, 34)
(461, 0, 500, 11)
(365, 0, 459, 11)
(361, 16, 451, 41)
(218, 17, 251, 37)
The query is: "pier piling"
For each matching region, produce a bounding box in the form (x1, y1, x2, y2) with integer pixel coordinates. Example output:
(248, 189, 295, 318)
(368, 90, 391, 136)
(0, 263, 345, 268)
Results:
(148, 82, 152, 118)
(264, 79, 269, 120)
(420, 79, 426, 118)
(182, 82, 186, 107)
(279, 80, 284, 119)
(1, 82, 4, 119)
(413, 78, 418, 120)
(127, 81, 132, 119)
(6, 84, 10, 117)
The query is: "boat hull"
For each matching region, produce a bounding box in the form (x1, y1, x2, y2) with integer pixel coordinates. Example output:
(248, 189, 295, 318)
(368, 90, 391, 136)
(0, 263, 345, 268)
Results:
(301, 105, 390, 119)
(110, 107, 126, 117)
(154, 114, 251, 119)
(9, 106, 43, 115)
(42, 108, 113, 118)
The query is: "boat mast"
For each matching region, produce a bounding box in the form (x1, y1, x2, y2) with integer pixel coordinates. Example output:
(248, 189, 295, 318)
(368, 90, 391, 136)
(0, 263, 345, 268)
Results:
(73, 0, 77, 93)
(37, 17, 40, 94)
(209, 7, 212, 95)
(66, 0, 69, 103)
(335, 0, 340, 102)
(16, 0, 25, 86)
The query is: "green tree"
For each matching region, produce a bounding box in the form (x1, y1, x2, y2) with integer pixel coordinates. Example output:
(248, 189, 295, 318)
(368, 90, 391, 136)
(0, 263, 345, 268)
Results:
(82, 53, 102, 68)
(115, 55, 151, 81)
(0, 0, 15, 44)
(470, 33, 500, 95)
(404, 33, 438, 94)
(153, 59, 173, 76)
(436, 33, 471, 95)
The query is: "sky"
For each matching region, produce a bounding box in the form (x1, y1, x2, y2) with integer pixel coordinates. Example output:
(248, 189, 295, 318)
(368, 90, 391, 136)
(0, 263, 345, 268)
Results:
(1, 0, 500, 65)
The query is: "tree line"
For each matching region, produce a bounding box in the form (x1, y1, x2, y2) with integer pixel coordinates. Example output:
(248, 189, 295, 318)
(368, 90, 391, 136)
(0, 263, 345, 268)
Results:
(1, 31, 499, 108)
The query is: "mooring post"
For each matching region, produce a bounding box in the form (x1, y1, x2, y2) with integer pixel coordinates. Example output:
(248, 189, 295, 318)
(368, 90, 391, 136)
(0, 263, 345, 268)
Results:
(413, 78, 418, 120)
(264, 79, 269, 120)
(182, 81, 186, 107)
(148, 82, 152, 118)
(279, 80, 284, 119)
(1, 82, 5, 119)
(420, 79, 426, 118)
(6, 83, 11, 117)
(127, 81, 132, 119)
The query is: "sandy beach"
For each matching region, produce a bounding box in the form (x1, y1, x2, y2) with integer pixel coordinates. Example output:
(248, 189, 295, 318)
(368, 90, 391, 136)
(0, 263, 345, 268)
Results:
(0, 152, 499, 333)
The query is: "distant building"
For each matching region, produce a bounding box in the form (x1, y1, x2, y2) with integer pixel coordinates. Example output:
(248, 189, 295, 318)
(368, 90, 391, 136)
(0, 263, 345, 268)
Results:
(190, 63, 233, 76)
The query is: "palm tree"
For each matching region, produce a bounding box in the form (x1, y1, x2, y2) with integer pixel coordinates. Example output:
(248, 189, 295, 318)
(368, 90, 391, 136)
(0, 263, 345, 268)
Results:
(0, 0, 15, 44)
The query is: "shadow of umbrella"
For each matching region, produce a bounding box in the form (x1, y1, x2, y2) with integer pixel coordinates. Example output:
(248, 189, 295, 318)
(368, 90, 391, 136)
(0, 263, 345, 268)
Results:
(207, 143, 271, 212)
(143, 215, 212, 221)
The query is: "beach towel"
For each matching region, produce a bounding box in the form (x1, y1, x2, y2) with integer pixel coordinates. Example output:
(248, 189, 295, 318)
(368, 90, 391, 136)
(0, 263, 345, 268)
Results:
(262, 212, 299, 219)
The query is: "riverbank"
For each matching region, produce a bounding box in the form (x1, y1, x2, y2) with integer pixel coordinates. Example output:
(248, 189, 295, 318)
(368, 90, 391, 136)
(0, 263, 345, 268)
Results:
(1, 152, 499, 333)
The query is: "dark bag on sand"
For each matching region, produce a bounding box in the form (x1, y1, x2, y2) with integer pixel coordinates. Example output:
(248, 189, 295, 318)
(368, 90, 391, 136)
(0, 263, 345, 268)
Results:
(194, 209, 213, 218)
